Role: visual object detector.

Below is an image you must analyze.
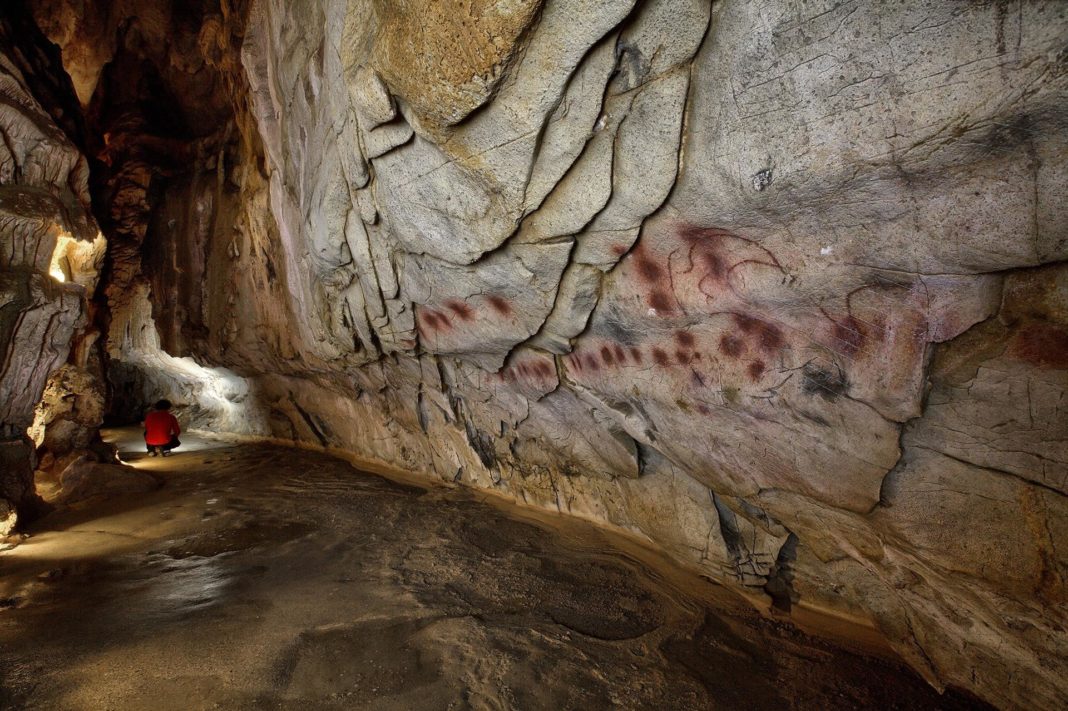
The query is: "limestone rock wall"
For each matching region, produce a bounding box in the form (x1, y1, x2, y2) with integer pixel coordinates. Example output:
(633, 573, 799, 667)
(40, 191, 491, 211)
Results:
(23, 1, 1068, 708)
(230, 3, 1068, 708)
(0, 4, 101, 532)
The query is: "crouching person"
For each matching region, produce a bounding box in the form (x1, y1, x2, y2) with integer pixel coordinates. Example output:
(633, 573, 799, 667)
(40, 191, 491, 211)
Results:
(144, 399, 181, 457)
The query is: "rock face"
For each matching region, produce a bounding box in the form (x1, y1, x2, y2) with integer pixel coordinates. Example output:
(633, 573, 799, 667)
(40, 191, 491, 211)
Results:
(55, 456, 160, 505)
(8, 1, 1068, 708)
(0, 4, 101, 529)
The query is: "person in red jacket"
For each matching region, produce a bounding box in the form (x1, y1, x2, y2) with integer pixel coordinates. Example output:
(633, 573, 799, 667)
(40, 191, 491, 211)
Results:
(143, 399, 181, 457)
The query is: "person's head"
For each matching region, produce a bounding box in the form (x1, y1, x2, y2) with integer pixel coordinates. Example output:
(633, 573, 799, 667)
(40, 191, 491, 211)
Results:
(155, 399, 172, 411)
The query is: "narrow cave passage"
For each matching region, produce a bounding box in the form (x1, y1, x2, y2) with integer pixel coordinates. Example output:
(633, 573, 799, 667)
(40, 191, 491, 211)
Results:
(1, 428, 990, 710)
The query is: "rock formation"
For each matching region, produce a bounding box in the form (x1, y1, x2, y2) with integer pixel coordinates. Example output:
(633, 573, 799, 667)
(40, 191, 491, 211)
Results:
(2, 1, 1066, 708)
(0, 3, 101, 533)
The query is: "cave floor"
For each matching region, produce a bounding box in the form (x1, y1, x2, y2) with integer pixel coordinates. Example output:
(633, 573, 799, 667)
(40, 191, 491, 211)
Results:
(0, 429, 989, 711)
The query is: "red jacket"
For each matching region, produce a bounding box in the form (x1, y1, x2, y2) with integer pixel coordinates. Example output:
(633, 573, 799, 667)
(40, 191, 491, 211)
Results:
(144, 411, 181, 445)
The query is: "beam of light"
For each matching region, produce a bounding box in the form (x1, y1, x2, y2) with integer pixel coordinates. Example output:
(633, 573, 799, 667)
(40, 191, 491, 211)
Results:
(30, 232, 109, 445)
(107, 283, 270, 437)
(48, 230, 106, 286)
(48, 229, 72, 281)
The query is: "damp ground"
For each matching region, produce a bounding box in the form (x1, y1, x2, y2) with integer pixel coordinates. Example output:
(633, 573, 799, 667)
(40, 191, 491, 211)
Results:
(0, 429, 991, 710)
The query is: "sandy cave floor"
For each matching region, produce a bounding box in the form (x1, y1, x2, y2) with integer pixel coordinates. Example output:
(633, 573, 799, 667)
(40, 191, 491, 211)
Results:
(0, 428, 991, 710)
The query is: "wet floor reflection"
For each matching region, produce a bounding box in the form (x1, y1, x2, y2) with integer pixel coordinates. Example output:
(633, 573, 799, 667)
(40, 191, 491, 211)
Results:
(0, 429, 992, 710)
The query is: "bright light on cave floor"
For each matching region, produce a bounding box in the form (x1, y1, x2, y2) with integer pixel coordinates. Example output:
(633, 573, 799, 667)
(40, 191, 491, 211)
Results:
(0, 429, 991, 709)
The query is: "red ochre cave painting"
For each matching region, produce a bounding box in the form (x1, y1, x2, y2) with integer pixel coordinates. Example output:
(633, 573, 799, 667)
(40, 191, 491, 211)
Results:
(818, 281, 901, 359)
(747, 360, 766, 381)
(1011, 322, 1068, 370)
(629, 225, 789, 317)
(445, 299, 474, 322)
(623, 223, 909, 365)
(498, 357, 555, 384)
(731, 313, 784, 354)
(416, 306, 452, 336)
(487, 295, 513, 316)
(713, 316, 779, 382)
(566, 328, 706, 375)
(419, 226, 934, 407)
(558, 223, 940, 406)
(416, 294, 513, 338)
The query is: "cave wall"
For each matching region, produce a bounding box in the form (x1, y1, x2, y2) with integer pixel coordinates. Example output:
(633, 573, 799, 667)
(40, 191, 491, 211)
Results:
(14, 1, 1068, 708)
(0, 3, 102, 532)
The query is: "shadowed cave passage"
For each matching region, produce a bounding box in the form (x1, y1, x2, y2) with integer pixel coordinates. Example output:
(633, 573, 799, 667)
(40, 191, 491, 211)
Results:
(0, 429, 991, 710)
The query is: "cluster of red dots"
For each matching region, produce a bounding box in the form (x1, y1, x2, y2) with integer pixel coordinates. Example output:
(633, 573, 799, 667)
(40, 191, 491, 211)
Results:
(416, 295, 511, 336)
(498, 359, 555, 382)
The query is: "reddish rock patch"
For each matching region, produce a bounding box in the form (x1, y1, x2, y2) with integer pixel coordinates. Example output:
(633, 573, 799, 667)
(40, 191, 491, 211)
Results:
(1011, 322, 1068, 369)
(719, 334, 745, 358)
(702, 252, 727, 281)
(675, 330, 695, 348)
(679, 225, 734, 284)
(652, 347, 670, 366)
(487, 295, 512, 316)
(419, 308, 451, 332)
(757, 324, 785, 354)
(649, 291, 673, 312)
(748, 360, 766, 381)
(831, 316, 866, 357)
(635, 255, 663, 283)
(679, 224, 735, 245)
(733, 313, 784, 354)
(445, 299, 475, 321)
(733, 313, 760, 334)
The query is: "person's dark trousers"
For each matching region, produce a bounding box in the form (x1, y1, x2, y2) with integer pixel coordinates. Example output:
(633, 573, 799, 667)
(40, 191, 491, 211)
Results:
(147, 436, 180, 456)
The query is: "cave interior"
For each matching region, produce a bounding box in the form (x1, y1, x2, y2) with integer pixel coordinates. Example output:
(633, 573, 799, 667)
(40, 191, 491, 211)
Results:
(1, 1, 1067, 709)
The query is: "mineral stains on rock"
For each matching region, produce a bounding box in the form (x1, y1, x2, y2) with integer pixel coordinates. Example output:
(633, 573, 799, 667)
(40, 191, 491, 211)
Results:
(2, 1, 1067, 709)
(1011, 322, 1068, 370)
(444, 299, 475, 322)
(486, 295, 513, 316)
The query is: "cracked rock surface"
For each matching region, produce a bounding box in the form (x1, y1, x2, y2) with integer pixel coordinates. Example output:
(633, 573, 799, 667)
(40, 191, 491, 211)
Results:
(0, 5, 100, 531)
(3, 1, 1067, 708)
